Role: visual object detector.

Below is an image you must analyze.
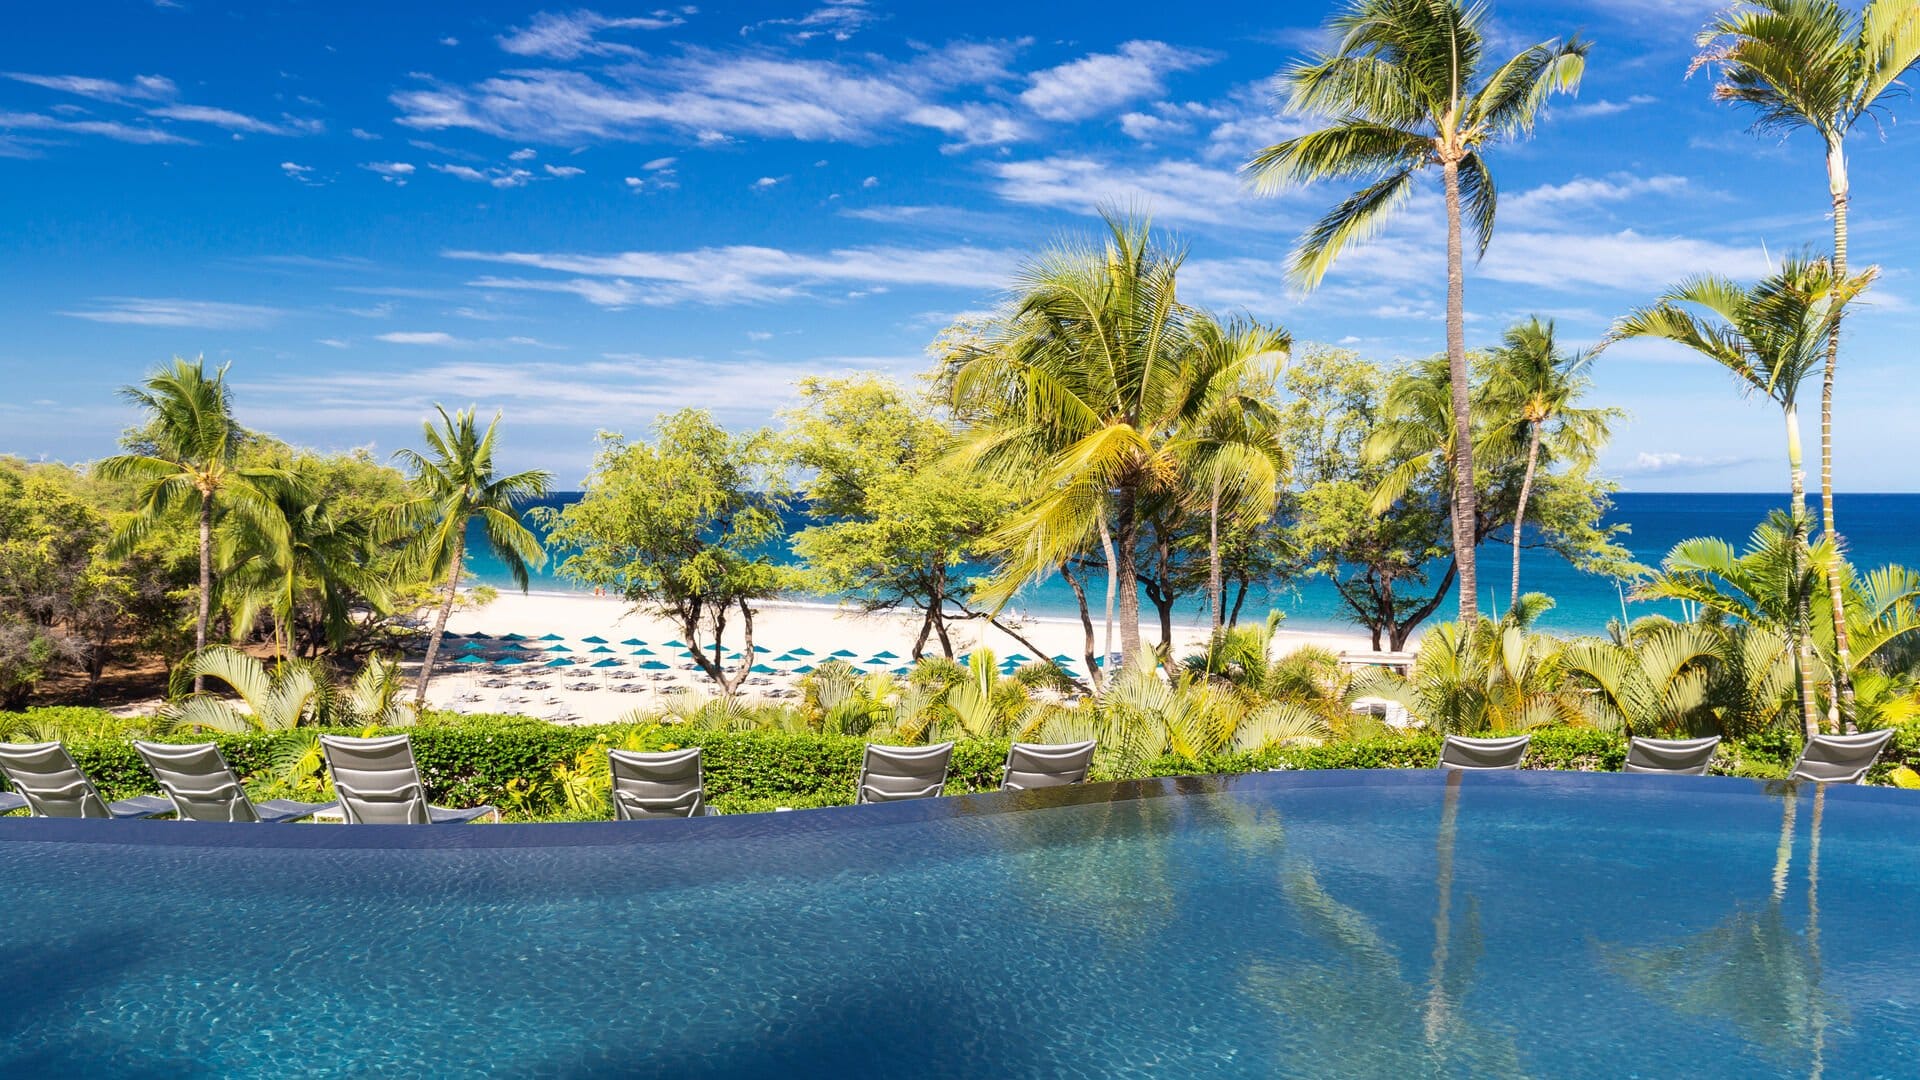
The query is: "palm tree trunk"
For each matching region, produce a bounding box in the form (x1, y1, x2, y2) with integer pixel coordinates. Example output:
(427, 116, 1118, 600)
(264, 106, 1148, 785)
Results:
(1114, 486, 1143, 668)
(1786, 406, 1820, 739)
(1822, 138, 1855, 733)
(1208, 476, 1224, 631)
(1441, 158, 1478, 626)
(195, 490, 212, 694)
(1061, 560, 1102, 692)
(414, 531, 465, 707)
(1510, 421, 1542, 608)
(1098, 513, 1117, 669)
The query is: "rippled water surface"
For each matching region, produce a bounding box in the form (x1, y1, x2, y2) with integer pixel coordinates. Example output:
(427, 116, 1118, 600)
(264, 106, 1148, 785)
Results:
(4, 771, 1918, 1077)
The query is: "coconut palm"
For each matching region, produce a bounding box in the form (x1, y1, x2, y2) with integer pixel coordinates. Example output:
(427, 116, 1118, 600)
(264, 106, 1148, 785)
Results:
(1695, 0, 1920, 729)
(1608, 256, 1875, 736)
(946, 212, 1284, 669)
(1484, 319, 1616, 606)
(390, 407, 551, 707)
(97, 358, 291, 693)
(219, 474, 384, 661)
(1245, 0, 1587, 624)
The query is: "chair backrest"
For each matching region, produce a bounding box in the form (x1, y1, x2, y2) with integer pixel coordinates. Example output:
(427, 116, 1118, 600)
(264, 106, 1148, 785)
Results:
(1439, 734, 1531, 771)
(857, 742, 954, 804)
(1792, 729, 1895, 784)
(608, 747, 705, 819)
(321, 734, 431, 824)
(0, 741, 115, 819)
(1624, 735, 1721, 776)
(1001, 740, 1097, 791)
(134, 741, 260, 822)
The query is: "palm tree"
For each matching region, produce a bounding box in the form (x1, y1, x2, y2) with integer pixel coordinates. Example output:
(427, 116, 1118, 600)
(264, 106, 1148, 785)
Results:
(1167, 314, 1291, 629)
(220, 471, 383, 661)
(1607, 256, 1876, 736)
(1484, 318, 1616, 607)
(97, 358, 290, 693)
(1694, 0, 1920, 730)
(1245, 0, 1587, 624)
(391, 406, 551, 707)
(946, 212, 1282, 669)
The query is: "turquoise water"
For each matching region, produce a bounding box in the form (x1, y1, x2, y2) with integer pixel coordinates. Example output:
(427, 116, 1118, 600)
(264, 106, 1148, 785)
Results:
(471, 493, 1920, 635)
(3, 771, 1916, 1076)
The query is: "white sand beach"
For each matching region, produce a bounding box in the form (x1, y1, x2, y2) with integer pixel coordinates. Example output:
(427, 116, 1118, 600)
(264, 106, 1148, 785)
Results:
(420, 591, 1377, 724)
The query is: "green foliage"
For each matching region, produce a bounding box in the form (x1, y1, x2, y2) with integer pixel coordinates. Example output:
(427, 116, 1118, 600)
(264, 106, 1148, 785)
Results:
(539, 410, 789, 695)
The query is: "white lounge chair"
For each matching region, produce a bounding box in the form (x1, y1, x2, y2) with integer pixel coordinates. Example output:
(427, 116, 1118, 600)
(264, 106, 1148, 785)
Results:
(320, 734, 498, 824)
(1792, 729, 1896, 784)
(1001, 740, 1097, 790)
(1624, 735, 1720, 776)
(134, 741, 337, 822)
(1438, 734, 1531, 771)
(856, 742, 954, 804)
(0, 741, 174, 819)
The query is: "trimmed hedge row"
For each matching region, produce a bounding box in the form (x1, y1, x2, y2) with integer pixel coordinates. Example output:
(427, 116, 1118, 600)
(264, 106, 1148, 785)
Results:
(3, 707, 1914, 819)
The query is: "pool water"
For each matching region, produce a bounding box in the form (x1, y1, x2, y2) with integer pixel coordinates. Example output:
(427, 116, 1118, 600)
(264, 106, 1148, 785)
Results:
(3, 770, 1917, 1077)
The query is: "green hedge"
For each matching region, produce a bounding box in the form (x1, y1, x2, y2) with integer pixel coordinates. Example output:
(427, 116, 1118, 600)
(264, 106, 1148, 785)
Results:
(3, 706, 1914, 820)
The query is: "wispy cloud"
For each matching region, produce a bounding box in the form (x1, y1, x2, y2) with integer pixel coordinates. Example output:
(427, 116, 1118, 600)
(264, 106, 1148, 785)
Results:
(987, 154, 1285, 227)
(148, 103, 321, 136)
(431, 162, 534, 187)
(375, 330, 464, 346)
(0, 110, 191, 145)
(363, 161, 415, 184)
(446, 243, 1013, 307)
(1618, 451, 1755, 477)
(744, 0, 876, 43)
(1020, 41, 1215, 121)
(58, 297, 283, 328)
(3, 72, 176, 101)
(496, 9, 689, 59)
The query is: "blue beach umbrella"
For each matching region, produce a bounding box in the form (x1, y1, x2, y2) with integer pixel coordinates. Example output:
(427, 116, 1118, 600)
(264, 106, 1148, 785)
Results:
(590, 658, 623, 669)
(630, 647, 655, 656)
(545, 657, 576, 669)
(772, 652, 797, 662)
(581, 635, 608, 644)
(792, 664, 816, 674)
(453, 654, 488, 665)
(663, 639, 687, 648)
(830, 648, 858, 658)
(619, 637, 646, 646)
(589, 645, 615, 654)
(546, 644, 574, 653)
(891, 665, 914, 676)
(750, 663, 777, 674)
(871, 650, 899, 659)
(639, 660, 670, 670)
(539, 633, 564, 641)
(500, 632, 527, 641)
(750, 645, 772, 654)
(467, 631, 493, 640)
(1005, 653, 1031, 663)
(443, 631, 463, 640)
(788, 647, 815, 657)
(493, 655, 528, 666)
(1051, 654, 1076, 665)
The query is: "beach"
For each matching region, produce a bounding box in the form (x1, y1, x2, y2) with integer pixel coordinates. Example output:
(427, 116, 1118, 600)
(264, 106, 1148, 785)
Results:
(421, 591, 1378, 723)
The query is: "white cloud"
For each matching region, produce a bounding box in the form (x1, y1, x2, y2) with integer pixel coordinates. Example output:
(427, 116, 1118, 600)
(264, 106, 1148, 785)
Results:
(1558, 94, 1658, 120)
(0, 110, 192, 145)
(544, 163, 584, 177)
(1503, 173, 1691, 224)
(1020, 41, 1215, 122)
(430, 163, 535, 187)
(58, 297, 282, 329)
(148, 103, 319, 136)
(643, 155, 676, 170)
(1619, 451, 1753, 476)
(861, 175, 878, 188)
(1118, 111, 1188, 141)
(904, 103, 1032, 151)
(496, 9, 687, 60)
(317, 337, 350, 348)
(746, 0, 875, 43)
(1479, 229, 1771, 292)
(509, 147, 537, 161)
(376, 331, 464, 346)
(752, 175, 785, 189)
(439, 36, 460, 47)
(280, 161, 312, 177)
(988, 154, 1281, 227)
(446, 243, 1013, 307)
(350, 127, 381, 140)
(363, 160, 415, 185)
(3, 72, 177, 101)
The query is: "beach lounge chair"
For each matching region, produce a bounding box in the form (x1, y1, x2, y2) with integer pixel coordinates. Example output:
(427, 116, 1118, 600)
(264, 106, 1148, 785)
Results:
(608, 747, 713, 819)
(0, 741, 174, 819)
(1001, 740, 1097, 791)
(1624, 735, 1721, 776)
(1791, 729, 1896, 785)
(1438, 734, 1531, 771)
(0, 790, 25, 814)
(319, 734, 498, 824)
(856, 742, 954, 804)
(133, 741, 337, 823)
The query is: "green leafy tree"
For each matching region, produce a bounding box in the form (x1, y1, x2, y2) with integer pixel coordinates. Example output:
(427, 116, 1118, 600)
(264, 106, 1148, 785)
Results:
(946, 212, 1285, 669)
(1483, 318, 1617, 606)
(779, 375, 1017, 659)
(95, 358, 291, 693)
(539, 410, 788, 695)
(390, 407, 551, 707)
(1246, 0, 1587, 624)
(1608, 255, 1876, 736)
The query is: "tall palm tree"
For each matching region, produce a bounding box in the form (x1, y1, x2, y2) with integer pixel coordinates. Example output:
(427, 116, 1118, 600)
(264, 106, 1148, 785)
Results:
(1484, 318, 1616, 607)
(391, 406, 551, 707)
(1606, 255, 1876, 736)
(1167, 314, 1291, 629)
(220, 483, 383, 662)
(1245, 0, 1587, 624)
(1694, 0, 1920, 731)
(97, 358, 290, 693)
(947, 213, 1282, 669)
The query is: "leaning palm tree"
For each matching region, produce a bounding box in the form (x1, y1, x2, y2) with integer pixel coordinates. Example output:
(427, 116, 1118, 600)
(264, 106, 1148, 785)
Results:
(1694, 0, 1920, 732)
(1245, 0, 1588, 624)
(97, 358, 290, 693)
(1607, 255, 1876, 737)
(390, 407, 551, 707)
(1484, 318, 1617, 607)
(946, 212, 1284, 669)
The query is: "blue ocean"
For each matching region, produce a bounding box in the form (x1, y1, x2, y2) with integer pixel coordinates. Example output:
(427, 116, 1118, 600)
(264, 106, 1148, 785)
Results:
(468, 493, 1920, 636)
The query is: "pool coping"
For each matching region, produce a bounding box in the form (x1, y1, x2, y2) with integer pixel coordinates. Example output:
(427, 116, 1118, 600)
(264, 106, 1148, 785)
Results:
(1, 768, 1913, 850)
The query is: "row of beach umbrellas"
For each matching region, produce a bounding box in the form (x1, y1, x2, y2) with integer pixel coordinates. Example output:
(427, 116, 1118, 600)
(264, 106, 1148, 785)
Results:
(441, 631, 1090, 677)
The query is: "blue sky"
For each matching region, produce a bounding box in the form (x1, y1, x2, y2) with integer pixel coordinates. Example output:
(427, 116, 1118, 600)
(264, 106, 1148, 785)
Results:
(4, 0, 1919, 492)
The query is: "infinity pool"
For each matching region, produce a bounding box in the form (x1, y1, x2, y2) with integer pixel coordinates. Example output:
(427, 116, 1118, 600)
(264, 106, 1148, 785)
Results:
(3, 770, 1917, 1077)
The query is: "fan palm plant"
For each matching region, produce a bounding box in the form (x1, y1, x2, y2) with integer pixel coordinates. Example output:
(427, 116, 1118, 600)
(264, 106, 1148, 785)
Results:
(1484, 318, 1617, 606)
(97, 358, 291, 693)
(1245, 0, 1587, 624)
(946, 212, 1284, 668)
(1608, 256, 1875, 736)
(1695, 0, 1920, 728)
(390, 406, 552, 706)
